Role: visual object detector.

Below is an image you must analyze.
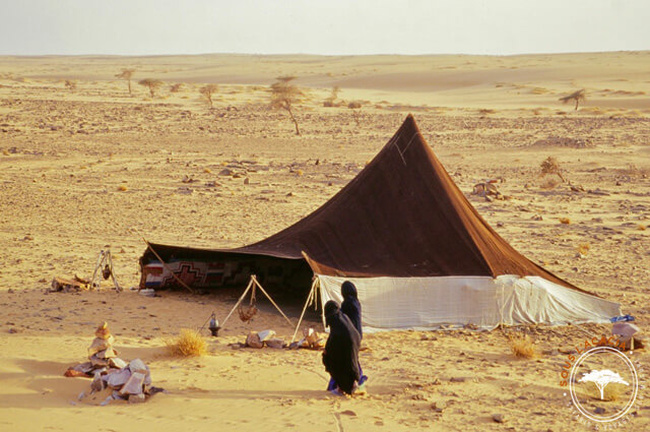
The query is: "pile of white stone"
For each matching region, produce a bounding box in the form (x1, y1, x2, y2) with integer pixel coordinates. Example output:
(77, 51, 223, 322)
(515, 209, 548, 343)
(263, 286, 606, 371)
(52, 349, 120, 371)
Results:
(66, 322, 161, 405)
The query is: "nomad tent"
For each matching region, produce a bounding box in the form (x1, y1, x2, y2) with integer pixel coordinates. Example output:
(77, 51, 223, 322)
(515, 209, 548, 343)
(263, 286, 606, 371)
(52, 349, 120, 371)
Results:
(140, 115, 620, 330)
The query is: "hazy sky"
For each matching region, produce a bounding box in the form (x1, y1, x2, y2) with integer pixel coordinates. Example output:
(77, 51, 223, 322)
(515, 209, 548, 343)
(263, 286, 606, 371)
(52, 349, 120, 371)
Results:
(1, 0, 648, 56)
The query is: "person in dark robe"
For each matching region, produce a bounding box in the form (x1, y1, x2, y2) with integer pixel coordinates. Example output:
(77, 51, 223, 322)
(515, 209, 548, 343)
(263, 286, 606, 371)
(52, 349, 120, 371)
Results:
(340, 281, 368, 387)
(322, 300, 361, 395)
(340, 281, 362, 337)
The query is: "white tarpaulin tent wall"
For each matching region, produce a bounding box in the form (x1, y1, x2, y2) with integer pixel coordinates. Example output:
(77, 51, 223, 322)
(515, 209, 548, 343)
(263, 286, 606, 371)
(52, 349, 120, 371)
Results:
(318, 275, 621, 331)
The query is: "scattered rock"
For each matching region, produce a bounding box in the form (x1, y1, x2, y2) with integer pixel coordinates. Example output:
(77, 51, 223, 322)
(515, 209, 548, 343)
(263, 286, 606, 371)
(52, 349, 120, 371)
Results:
(450, 377, 467, 383)
(531, 136, 593, 149)
(128, 393, 146, 404)
(594, 407, 606, 414)
(431, 401, 445, 412)
(492, 413, 506, 423)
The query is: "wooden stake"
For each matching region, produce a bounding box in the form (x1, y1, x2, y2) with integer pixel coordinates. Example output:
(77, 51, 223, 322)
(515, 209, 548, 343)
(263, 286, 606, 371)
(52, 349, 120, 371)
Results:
(251, 275, 294, 327)
(220, 278, 254, 329)
(291, 278, 318, 343)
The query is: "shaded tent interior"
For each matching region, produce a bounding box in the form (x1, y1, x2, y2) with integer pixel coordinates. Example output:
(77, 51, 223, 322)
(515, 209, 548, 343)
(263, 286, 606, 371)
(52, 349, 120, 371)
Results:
(139, 244, 314, 295)
(139, 114, 619, 328)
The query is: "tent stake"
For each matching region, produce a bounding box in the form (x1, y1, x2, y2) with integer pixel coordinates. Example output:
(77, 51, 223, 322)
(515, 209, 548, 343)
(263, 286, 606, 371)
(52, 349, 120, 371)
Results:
(291, 278, 318, 343)
(220, 278, 255, 329)
(251, 275, 294, 327)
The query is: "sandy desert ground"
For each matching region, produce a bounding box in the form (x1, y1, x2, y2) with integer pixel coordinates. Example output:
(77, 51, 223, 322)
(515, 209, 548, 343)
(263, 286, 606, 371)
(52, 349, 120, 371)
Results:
(0, 52, 649, 431)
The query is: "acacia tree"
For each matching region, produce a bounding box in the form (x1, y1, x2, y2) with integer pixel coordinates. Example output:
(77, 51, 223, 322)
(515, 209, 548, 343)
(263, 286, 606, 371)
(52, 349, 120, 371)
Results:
(138, 78, 163, 98)
(270, 76, 303, 135)
(115, 69, 135, 95)
(579, 369, 629, 400)
(559, 89, 586, 111)
(199, 84, 219, 109)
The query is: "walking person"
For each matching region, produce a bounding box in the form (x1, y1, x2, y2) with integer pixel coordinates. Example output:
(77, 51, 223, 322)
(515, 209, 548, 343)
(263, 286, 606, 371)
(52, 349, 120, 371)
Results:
(322, 300, 361, 395)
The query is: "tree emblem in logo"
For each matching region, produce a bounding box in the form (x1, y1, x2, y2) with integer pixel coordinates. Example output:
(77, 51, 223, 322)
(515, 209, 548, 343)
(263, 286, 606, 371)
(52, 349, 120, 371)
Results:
(579, 370, 629, 400)
(568, 346, 640, 424)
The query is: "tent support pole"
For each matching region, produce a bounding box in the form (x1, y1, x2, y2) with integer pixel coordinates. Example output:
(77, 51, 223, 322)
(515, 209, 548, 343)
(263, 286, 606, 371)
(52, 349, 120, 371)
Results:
(290, 277, 318, 343)
(141, 237, 195, 294)
(251, 275, 294, 327)
(220, 278, 254, 329)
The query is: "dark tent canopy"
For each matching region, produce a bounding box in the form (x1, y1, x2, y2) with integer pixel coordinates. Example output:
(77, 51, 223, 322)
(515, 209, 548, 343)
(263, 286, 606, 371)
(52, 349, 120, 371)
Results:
(140, 115, 581, 293)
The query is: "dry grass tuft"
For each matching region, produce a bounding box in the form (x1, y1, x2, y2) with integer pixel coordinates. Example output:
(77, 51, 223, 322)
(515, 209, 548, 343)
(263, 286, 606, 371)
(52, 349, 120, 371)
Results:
(508, 333, 537, 359)
(638, 224, 647, 231)
(576, 243, 590, 255)
(166, 329, 207, 357)
(559, 217, 571, 225)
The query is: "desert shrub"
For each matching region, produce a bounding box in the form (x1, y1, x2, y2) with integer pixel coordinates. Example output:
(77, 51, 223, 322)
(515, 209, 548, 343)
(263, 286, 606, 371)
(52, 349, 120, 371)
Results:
(576, 243, 590, 255)
(324, 86, 340, 107)
(509, 333, 537, 359)
(165, 329, 207, 357)
(138, 78, 164, 98)
(170, 83, 184, 93)
(348, 101, 363, 126)
(540, 156, 566, 183)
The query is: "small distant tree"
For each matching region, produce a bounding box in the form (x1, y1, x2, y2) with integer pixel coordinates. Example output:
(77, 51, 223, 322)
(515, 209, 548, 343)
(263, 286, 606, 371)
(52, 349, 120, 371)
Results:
(324, 86, 340, 107)
(199, 84, 219, 109)
(64, 80, 77, 92)
(540, 156, 566, 183)
(270, 76, 303, 135)
(115, 68, 135, 95)
(579, 370, 629, 400)
(138, 78, 163, 98)
(559, 89, 586, 111)
(348, 101, 363, 126)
